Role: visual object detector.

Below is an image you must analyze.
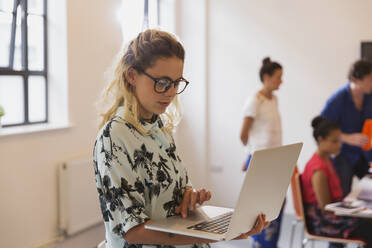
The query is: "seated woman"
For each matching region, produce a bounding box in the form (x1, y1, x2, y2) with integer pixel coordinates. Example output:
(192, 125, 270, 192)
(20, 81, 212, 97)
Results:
(301, 116, 372, 247)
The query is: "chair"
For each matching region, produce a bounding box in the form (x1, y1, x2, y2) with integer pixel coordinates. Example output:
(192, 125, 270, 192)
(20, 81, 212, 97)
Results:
(97, 240, 106, 248)
(292, 173, 366, 248)
(289, 166, 305, 248)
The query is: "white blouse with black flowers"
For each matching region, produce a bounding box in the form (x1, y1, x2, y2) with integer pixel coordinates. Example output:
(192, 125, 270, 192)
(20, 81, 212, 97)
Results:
(93, 107, 210, 248)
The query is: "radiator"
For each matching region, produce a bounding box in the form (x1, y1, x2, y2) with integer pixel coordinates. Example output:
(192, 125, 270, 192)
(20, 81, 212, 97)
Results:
(58, 157, 102, 236)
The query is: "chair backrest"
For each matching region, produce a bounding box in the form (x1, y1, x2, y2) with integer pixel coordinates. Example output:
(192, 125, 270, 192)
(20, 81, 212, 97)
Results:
(291, 166, 303, 220)
(292, 172, 308, 233)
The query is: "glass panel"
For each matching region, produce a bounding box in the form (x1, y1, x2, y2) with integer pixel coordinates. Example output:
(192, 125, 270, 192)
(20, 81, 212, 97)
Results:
(28, 0, 44, 15)
(120, 0, 144, 43)
(0, 11, 12, 68)
(0, 76, 24, 125)
(0, 0, 15, 12)
(28, 76, 46, 122)
(13, 4, 22, 70)
(28, 14, 44, 70)
(148, 0, 159, 27)
(119, 0, 159, 42)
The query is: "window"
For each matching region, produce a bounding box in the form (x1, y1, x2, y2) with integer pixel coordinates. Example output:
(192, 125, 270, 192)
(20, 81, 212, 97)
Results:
(119, 0, 160, 43)
(362, 42, 372, 62)
(0, 0, 47, 127)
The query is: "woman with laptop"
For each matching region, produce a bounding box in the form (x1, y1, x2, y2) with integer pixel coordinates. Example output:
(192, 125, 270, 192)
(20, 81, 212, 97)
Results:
(301, 116, 372, 247)
(93, 29, 268, 248)
(240, 57, 284, 248)
(320, 60, 372, 197)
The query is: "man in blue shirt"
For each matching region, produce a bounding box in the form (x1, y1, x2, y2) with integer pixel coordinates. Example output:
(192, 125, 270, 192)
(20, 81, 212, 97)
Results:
(321, 60, 372, 198)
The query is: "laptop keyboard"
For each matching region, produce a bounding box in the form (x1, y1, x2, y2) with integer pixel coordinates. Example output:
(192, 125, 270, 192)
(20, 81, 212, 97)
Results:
(187, 211, 233, 234)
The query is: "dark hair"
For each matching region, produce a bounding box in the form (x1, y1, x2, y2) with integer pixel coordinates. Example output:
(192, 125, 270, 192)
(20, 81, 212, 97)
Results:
(348, 60, 372, 81)
(311, 116, 340, 142)
(259, 57, 282, 82)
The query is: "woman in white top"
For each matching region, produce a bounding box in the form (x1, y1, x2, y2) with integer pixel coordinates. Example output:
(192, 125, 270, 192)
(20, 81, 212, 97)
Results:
(93, 29, 269, 248)
(239, 57, 283, 248)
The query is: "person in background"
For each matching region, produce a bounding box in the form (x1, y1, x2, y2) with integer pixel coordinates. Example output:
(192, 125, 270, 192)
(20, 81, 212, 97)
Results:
(93, 29, 269, 248)
(321, 60, 372, 197)
(240, 57, 283, 248)
(301, 116, 372, 248)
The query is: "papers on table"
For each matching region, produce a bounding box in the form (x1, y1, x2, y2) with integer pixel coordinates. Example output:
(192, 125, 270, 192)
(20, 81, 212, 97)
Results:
(325, 176, 372, 218)
(325, 200, 366, 215)
(357, 176, 372, 201)
(357, 189, 372, 201)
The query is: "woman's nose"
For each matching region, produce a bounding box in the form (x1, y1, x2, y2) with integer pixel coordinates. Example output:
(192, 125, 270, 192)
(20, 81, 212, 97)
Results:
(165, 83, 177, 96)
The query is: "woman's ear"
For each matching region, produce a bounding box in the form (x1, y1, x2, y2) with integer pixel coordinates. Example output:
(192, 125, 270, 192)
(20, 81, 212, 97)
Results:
(317, 136, 324, 144)
(127, 68, 138, 87)
(262, 74, 270, 83)
(351, 77, 363, 85)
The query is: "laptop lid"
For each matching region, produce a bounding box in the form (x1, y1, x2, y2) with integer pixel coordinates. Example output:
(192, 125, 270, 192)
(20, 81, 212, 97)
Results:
(225, 142, 303, 240)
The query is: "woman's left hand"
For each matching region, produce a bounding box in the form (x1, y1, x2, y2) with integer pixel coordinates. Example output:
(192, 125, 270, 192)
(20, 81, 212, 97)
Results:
(175, 188, 212, 218)
(233, 214, 270, 239)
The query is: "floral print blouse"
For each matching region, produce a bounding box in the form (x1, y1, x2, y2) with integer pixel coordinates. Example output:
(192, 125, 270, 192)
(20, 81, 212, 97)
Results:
(93, 107, 210, 248)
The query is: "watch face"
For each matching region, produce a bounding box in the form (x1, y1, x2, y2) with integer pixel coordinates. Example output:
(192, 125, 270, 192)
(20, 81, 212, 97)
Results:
(362, 42, 372, 62)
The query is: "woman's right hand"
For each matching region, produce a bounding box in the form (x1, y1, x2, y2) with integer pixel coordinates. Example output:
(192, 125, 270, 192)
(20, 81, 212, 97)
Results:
(175, 188, 212, 218)
(233, 214, 270, 240)
(342, 133, 369, 147)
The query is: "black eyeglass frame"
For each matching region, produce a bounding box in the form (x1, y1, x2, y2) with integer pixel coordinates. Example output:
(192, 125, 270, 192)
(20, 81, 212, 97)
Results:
(141, 71, 189, 94)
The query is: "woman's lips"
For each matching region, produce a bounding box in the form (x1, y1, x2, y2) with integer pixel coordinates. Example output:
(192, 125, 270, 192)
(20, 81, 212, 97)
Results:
(158, 101, 170, 107)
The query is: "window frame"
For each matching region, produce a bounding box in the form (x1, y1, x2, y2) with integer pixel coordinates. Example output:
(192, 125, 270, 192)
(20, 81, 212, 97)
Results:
(0, 0, 48, 127)
(142, 0, 160, 29)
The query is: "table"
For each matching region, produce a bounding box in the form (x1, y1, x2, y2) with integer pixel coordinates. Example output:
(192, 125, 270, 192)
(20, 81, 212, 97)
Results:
(335, 175, 372, 218)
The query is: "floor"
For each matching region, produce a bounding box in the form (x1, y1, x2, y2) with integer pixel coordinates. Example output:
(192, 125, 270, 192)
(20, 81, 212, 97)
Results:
(53, 224, 105, 248)
(53, 214, 360, 248)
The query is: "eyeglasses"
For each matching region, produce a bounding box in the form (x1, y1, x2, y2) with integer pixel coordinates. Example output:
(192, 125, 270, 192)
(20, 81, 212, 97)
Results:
(141, 71, 189, 94)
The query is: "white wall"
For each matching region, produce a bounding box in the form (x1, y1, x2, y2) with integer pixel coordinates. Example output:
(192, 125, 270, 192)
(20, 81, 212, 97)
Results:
(174, 0, 209, 189)
(177, 0, 372, 213)
(0, 1, 122, 247)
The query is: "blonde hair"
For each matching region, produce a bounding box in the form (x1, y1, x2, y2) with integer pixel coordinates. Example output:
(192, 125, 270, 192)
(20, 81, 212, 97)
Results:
(98, 29, 185, 134)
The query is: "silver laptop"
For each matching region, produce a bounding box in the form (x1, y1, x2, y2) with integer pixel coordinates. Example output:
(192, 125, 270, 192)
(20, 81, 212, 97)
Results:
(145, 142, 303, 241)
